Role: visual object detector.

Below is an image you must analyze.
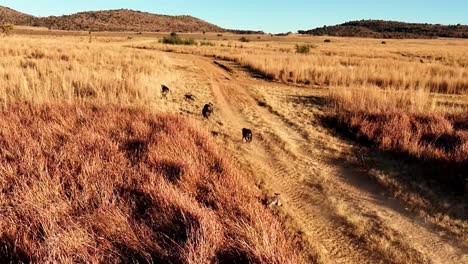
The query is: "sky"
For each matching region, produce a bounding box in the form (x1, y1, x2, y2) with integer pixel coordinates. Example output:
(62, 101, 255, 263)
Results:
(1, 0, 467, 33)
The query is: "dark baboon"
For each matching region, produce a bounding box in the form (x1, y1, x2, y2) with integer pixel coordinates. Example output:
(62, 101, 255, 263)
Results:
(242, 128, 253, 143)
(161, 85, 170, 98)
(185, 93, 195, 101)
(202, 103, 214, 119)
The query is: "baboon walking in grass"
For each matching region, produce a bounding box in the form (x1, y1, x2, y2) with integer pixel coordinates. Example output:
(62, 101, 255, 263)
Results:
(161, 85, 170, 98)
(185, 93, 195, 101)
(242, 128, 253, 143)
(202, 103, 214, 119)
(264, 193, 282, 208)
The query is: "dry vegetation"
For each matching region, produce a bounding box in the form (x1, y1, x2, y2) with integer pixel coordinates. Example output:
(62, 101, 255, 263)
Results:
(328, 87, 467, 193)
(1, 30, 467, 262)
(0, 6, 223, 32)
(0, 36, 170, 105)
(0, 36, 306, 263)
(143, 37, 468, 94)
(0, 104, 304, 263)
(137, 37, 467, 191)
(299, 20, 468, 39)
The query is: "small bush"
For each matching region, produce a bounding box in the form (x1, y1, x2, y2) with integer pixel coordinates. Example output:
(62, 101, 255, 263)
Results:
(29, 50, 46, 59)
(239, 37, 250, 42)
(200, 41, 215, 47)
(161, 35, 197, 46)
(324, 39, 332, 43)
(0, 23, 14, 36)
(295, 44, 311, 54)
(170, 32, 177, 37)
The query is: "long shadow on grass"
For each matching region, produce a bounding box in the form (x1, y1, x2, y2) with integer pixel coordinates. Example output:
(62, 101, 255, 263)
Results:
(320, 115, 467, 223)
(279, 94, 467, 248)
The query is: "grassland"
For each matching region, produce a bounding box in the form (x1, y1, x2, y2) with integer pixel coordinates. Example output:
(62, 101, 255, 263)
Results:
(134, 36, 468, 186)
(0, 35, 306, 263)
(0, 31, 467, 263)
(139, 36, 468, 94)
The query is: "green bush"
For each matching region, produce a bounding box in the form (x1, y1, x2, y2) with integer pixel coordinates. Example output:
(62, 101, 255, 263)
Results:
(161, 35, 197, 46)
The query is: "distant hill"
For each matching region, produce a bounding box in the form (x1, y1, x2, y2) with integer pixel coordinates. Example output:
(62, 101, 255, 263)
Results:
(0, 6, 34, 25)
(299, 20, 468, 39)
(0, 6, 224, 32)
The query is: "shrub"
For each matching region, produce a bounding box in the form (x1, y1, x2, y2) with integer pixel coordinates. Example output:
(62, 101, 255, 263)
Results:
(295, 44, 311, 54)
(161, 35, 197, 46)
(0, 23, 14, 36)
(239, 37, 250, 42)
(200, 41, 215, 46)
(324, 39, 332, 43)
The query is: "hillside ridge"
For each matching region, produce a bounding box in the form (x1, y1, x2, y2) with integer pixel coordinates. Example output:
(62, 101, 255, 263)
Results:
(299, 19, 468, 38)
(0, 6, 223, 32)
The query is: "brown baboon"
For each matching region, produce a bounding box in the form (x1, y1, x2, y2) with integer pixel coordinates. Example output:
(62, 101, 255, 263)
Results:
(185, 93, 195, 101)
(161, 85, 170, 98)
(264, 193, 282, 208)
(242, 128, 253, 143)
(202, 103, 214, 119)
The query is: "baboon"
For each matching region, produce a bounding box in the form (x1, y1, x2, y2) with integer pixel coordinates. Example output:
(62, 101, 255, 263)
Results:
(264, 193, 282, 208)
(242, 128, 253, 143)
(161, 85, 170, 98)
(202, 103, 214, 119)
(185, 93, 195, 101)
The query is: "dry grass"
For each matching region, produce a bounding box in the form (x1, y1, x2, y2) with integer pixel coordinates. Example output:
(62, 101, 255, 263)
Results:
(139, 37, 468, 94)
(0, 35, 307, 263)
(326, 86, 467, 194)
(139, 37, 467, 191)
(0, 103, 305, 263)
(1, 32, 467, 262)
(0, 36, 173, 105)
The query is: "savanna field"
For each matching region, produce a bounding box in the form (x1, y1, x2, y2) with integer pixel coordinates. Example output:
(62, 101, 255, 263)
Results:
(0, 29, 467, 263)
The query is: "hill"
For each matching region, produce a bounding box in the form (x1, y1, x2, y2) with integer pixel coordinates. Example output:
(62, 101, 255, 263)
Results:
(0, 6, 224, 32)
(0, 6, 34, 25)
(299, 20, 468, 38)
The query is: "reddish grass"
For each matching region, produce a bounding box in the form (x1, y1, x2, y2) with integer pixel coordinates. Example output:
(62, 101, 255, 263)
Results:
(0, 104, 305, 263)
(330, 111, 467, 193)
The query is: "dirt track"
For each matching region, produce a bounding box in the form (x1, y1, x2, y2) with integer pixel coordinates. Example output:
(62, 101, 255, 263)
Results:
(156, 51, 468, 264)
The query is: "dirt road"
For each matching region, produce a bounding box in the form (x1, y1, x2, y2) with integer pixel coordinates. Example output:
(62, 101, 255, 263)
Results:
(155, 50, 468, 264)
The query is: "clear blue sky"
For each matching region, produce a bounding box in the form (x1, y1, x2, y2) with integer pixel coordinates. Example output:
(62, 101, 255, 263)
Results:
(1, 0, 467, 33)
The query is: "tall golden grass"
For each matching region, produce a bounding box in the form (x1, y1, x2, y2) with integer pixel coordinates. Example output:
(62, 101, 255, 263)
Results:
(326, 86, 467, 193)
(0, 104, 305, 263)
(143, 37, 468, 94)
(1, 33, 466, 262)
(0, 36, 173, 105)
(0, 36, 307, 262)
(141, 35, 467, 194)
